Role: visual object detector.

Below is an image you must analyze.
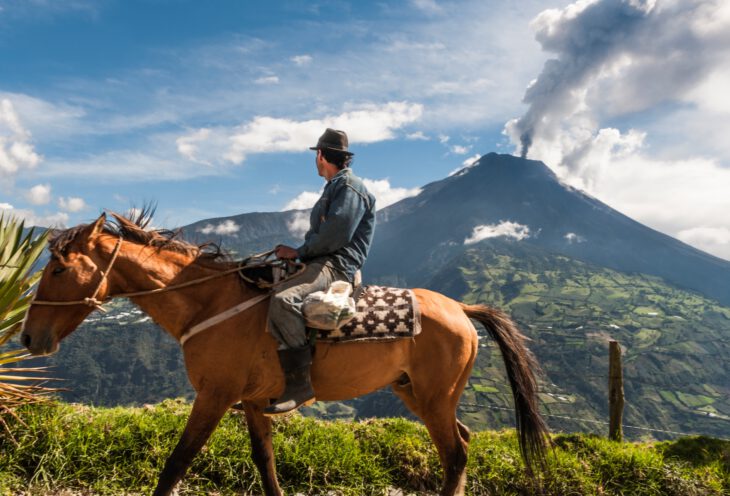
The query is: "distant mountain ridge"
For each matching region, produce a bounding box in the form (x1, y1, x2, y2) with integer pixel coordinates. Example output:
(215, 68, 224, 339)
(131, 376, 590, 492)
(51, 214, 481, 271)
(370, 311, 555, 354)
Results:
(180, 153, 730, 307)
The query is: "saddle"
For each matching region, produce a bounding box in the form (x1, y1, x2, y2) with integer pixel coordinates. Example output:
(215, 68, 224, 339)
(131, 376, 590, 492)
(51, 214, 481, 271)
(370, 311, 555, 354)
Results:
(239, 256, 422, 344)
(237, 258, 304, 289)
(313, 285, 422, 343)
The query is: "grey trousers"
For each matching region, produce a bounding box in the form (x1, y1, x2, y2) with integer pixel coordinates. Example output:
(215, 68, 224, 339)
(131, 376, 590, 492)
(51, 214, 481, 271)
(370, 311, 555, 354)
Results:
(267, 262, 349, 349)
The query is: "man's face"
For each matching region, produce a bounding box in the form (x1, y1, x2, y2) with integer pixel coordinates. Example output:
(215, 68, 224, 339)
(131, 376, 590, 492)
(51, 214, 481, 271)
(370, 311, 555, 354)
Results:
(315, 150, 325, 177)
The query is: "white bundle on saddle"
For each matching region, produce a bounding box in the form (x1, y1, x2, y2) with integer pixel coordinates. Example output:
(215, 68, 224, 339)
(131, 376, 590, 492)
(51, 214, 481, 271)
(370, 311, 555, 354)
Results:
(302, 281, 357, 330)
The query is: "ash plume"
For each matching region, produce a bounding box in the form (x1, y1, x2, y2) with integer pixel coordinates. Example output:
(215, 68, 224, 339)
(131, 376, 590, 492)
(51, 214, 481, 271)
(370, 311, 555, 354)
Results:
(505, 0, 730, 178)
(512, 0, 658, 159)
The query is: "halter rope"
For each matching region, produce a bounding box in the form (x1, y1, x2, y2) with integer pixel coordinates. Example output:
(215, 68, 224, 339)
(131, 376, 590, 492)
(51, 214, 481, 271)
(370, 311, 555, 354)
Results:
(30, 239, 306, 344)
(31, 237, 125, 313)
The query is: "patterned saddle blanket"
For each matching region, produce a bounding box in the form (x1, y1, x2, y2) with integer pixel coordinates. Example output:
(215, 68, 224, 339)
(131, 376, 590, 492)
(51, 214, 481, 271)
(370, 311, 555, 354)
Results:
(315, 285, 422, 343)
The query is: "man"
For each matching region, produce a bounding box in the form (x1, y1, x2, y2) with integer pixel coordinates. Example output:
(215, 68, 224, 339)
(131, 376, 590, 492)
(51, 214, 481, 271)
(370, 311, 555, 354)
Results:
(264, 128, 376, 416)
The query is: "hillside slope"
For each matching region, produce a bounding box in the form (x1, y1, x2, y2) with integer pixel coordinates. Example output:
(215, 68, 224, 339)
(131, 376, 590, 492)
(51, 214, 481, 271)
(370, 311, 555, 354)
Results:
(367, 153, 730, 306)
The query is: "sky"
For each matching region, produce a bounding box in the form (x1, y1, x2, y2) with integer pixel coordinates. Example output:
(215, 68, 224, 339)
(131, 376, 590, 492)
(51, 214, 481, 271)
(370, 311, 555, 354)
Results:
(1, 0, 730, 259)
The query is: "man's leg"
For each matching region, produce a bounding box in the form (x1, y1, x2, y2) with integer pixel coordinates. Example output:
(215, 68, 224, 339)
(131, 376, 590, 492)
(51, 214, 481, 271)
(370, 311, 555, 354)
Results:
(265, 262, 347, 415)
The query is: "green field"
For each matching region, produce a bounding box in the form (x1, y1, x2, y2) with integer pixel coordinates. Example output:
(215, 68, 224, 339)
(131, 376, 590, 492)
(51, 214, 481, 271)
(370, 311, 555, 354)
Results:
(442, 244, 730, 440)
(1, 401, 728, 495)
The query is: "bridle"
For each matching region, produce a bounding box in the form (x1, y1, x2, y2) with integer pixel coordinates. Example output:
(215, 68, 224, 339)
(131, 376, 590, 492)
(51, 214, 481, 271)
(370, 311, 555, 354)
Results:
(29, 236, 306, 345)
(31, 236, 125, 313)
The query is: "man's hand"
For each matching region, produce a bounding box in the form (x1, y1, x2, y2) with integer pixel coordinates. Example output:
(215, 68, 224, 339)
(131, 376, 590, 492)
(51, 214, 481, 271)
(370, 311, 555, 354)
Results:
(275, 245, 299, 260)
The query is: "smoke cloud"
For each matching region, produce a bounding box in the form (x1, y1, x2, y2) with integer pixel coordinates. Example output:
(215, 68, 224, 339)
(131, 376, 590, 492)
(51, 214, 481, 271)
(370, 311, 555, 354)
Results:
(505, 0, 730, 183)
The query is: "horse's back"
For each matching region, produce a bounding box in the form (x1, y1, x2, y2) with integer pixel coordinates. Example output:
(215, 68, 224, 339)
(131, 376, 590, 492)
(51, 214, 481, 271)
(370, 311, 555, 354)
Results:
(311, 288, 478, 401)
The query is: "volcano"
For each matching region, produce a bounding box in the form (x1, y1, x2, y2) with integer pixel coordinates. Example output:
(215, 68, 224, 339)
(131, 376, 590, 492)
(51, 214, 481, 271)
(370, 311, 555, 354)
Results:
(365, 153, 730, 305)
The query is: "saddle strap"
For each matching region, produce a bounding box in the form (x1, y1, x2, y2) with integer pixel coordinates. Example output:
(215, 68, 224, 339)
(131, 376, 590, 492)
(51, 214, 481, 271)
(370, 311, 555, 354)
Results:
(180, 293, 271, 346)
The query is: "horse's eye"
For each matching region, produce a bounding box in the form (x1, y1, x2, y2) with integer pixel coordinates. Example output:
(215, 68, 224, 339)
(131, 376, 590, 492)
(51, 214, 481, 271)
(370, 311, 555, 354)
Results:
(52, 266, 66, 275)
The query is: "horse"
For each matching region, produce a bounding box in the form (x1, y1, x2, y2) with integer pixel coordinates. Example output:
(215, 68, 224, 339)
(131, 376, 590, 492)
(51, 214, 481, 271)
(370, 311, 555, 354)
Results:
(20, 211, 549, 496)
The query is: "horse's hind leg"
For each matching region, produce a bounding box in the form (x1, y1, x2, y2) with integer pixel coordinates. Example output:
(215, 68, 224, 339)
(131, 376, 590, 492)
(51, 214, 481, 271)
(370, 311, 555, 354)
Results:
(242, 401, 282, 496)
(392, 379, 469, 496)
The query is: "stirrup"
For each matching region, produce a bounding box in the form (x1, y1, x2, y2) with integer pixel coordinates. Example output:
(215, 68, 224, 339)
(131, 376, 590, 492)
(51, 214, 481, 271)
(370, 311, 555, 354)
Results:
(263, 395, 316, 417)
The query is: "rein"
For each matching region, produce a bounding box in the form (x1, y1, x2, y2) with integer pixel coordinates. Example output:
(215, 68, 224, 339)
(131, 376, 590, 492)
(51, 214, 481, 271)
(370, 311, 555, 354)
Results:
(30, 238, 306, 345)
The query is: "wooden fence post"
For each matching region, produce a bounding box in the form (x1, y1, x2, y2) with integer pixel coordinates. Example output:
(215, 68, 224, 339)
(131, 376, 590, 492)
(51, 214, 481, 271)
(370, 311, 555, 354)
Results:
(608, 340, 624, 442)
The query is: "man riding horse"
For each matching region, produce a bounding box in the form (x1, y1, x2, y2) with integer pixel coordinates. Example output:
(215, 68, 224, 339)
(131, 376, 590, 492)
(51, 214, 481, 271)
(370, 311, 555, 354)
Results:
(265, 128, 376, 416)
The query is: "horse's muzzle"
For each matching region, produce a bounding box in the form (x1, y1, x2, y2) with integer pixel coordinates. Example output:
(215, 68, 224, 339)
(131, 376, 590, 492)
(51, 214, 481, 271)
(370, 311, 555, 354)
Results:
(20, 329, 59, 356)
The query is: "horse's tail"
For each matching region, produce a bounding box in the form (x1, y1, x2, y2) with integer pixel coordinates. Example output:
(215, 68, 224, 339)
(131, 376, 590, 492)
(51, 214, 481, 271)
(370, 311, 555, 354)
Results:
(460, 303, 550, 475)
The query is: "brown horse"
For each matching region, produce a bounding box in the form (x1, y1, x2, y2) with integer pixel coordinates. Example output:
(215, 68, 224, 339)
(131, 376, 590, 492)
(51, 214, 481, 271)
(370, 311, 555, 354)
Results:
(21, 212, 549, 496)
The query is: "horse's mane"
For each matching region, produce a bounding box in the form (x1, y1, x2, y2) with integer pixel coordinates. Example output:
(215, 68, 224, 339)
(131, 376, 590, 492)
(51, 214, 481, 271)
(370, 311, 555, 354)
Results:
(49, 205, 231, 267)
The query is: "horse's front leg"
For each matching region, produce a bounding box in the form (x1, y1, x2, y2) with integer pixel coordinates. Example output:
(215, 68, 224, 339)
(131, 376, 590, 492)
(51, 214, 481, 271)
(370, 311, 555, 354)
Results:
(152, 390, 232, 496)
(243, 400, 283, 496)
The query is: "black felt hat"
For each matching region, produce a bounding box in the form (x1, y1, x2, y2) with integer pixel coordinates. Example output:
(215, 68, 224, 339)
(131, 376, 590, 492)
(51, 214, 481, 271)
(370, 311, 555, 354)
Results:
(309, 128, 354, 156)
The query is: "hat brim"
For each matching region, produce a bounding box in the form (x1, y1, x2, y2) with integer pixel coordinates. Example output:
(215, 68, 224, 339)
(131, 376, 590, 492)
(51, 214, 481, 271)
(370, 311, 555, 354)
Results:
(309, 145, 354, 156)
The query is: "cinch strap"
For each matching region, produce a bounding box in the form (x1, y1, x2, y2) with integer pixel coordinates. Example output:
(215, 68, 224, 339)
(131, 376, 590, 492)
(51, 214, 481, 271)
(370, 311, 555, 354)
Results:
(179, 293, 271, 346)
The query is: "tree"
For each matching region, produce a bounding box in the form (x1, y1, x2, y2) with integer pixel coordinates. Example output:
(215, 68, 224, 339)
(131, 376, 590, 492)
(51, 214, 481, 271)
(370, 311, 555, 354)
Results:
(0, 214, 53, 440)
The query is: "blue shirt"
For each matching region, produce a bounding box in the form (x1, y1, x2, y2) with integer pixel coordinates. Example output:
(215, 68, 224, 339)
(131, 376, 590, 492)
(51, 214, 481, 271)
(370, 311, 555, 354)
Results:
(296, 168, 376, 281)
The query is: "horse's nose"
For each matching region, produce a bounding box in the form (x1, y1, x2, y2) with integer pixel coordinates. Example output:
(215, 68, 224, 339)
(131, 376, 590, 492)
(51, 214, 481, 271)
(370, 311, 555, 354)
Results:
(21, 332, 31, 349)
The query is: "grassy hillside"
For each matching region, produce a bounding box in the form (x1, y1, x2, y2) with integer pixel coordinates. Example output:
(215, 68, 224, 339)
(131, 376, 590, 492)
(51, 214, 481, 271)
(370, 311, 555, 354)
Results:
(434, 240, 730, 440)
(0, 401, 728, 495)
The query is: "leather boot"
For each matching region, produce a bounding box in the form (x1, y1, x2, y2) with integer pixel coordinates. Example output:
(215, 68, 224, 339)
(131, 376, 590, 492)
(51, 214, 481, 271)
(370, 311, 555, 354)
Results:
(263, 346, 316, 416)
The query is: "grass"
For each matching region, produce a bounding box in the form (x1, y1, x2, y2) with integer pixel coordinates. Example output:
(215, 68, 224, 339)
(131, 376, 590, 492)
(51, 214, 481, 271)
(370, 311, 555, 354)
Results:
(0, 400, 728, 495)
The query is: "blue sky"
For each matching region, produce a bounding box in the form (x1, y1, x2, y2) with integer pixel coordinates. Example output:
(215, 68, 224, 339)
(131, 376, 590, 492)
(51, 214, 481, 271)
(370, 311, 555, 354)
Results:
(2, 0, 730, 259)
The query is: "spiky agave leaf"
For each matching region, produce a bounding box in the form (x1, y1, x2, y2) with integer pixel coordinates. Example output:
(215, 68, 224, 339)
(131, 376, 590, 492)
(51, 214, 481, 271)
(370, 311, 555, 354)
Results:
(0, 214, 48, 345)
(0, 214, 56, 437)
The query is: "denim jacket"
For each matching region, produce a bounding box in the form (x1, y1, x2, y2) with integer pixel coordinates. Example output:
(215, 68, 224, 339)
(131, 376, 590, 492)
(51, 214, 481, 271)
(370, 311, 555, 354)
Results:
(296, 168, 376, 281)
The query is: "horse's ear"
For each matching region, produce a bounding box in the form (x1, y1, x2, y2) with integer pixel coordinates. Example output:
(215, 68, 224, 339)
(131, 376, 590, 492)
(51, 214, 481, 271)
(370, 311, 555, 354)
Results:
(86, 213, 107, 237)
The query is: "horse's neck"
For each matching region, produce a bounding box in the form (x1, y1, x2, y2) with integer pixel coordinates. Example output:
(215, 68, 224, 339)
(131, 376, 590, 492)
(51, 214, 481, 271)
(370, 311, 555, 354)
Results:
(111, 244, 247, 339)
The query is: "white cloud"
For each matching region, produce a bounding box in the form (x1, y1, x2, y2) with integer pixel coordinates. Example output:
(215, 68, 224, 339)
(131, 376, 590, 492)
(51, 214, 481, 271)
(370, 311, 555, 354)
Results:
(579, 153, 730, 260)
(0, 98, 42, 177)
(427, 78, 494, 97)
(513, 125, 646, 192)
(565, 232, 586, 244)
(283, 190, 321, 211)
(462, 154, 481, 167)
(26, 183, 51, 205)
(450, 144, 470, 155)
(677, 227, 730, 260)
(197, 219, 240, 236)
(39, 150, 217, 181)
(172, 103, 423, 168)
(465, 221, 530, 245)
(0, 205, 68, 228)
(0, 92, 86, 142)
(282, 176, 421, 212)
(449, 154, 482, 176)
(406, 131, 429, 141)
(362, 178, 421, 208)
(176, 128, 212, 165)
(290, 55, 312, 66)
(225, 102, 423, 164)
(58, 196, 86, 212)
(254, 76, 280, 85)
(287, 211, 309, 238)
